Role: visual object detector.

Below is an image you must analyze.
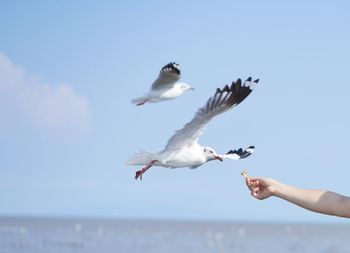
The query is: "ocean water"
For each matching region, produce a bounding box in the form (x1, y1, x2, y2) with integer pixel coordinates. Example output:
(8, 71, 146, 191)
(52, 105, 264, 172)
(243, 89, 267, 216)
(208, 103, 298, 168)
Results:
(0, 217, 349, 253)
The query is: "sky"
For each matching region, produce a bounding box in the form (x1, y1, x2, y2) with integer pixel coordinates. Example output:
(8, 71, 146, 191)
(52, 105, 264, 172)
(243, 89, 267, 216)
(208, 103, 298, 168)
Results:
(0, 1, 350, 224)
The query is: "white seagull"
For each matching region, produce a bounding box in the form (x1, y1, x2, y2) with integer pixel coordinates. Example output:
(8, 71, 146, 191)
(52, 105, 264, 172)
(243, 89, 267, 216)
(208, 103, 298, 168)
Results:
(126, 77, 259, 180)
(131, 62, 194, 106)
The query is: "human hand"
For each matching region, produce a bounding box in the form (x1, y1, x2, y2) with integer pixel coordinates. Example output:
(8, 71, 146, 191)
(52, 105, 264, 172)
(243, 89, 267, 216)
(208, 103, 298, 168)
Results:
(242, 171, 278, 200)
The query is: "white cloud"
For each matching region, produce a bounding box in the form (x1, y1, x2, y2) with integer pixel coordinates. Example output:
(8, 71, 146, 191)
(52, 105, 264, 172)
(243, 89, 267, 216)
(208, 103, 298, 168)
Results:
(0, 52, 92, 134)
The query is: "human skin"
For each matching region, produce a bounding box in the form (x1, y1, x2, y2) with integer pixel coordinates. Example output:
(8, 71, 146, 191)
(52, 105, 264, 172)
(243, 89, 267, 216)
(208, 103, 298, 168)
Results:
(244, 173, 350, 218)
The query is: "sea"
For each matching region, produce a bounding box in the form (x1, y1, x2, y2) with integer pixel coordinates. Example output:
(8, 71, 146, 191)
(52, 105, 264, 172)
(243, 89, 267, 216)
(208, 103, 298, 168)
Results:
(0, 217, 349, 253)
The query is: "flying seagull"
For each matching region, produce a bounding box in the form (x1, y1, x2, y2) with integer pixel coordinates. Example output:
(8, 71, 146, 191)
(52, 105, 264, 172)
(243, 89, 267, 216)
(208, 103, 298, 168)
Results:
(131, 62, 194, 106)
(126, 77, 259, 179)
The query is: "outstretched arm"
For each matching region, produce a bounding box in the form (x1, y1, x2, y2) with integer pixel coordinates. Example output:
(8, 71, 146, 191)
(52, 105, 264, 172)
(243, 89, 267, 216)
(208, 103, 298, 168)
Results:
(242, 171, 350, 218)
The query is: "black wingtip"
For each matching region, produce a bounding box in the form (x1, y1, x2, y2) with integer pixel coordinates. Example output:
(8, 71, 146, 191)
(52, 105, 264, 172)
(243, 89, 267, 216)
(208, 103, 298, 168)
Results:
(215, 85, 231, 97)
(209, 76, 259, 115)
(226, 146, 255, 159)
(223, 85, 230, 92)
(162, 62, 180, 75)
(253, 79, 259, 83)
(230, 79, 236, 86)
(226, 150, 234, 155)
(226, 148, 242, 154)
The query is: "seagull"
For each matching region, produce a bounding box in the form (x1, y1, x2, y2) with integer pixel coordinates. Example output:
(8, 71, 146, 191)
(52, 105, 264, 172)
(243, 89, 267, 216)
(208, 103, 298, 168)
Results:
(131, 62, 194, 106)
(126, 77, 259, 179)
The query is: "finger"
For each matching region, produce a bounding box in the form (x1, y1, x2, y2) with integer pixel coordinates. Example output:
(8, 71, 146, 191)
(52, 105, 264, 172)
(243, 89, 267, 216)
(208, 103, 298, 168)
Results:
(248, 179, 259, 185)
(255, 192, 265, 200)
(248, 183, 257, 191)
(252, 189, 264, 200)
(251, 191, 258, 198)
(249, 177, 262, 182)
(252, 187, 260, 192)
(246, 177, 251, 186)
(248, 181, 259, 189)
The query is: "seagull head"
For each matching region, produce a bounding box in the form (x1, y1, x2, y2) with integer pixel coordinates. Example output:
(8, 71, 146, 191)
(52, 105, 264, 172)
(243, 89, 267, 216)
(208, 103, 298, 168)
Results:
(203, 147, 223, 162)
(179, 83, 195, 91)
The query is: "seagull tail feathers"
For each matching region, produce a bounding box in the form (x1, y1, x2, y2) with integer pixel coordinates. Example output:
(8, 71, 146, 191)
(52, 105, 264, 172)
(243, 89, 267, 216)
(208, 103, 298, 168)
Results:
(125, 150, 154, 165)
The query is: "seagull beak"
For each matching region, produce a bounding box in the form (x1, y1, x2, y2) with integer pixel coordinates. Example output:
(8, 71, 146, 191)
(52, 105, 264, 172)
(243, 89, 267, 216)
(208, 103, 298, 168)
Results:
(189, 87, 195, 91)
(213, 155, 223, 161)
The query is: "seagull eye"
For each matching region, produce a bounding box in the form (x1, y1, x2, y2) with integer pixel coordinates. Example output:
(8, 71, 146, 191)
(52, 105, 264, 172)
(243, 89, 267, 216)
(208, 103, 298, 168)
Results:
(203, 148, 207, 152)
(210, 151, 213, 154)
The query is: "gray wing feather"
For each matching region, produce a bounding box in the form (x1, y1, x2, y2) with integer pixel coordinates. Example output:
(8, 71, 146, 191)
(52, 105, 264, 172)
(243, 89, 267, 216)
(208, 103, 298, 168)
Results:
(151, 62, 181, 90)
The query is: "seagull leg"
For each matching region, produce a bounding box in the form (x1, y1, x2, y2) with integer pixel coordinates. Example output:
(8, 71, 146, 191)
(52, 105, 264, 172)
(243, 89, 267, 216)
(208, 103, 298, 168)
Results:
(135, 160, 158, 180)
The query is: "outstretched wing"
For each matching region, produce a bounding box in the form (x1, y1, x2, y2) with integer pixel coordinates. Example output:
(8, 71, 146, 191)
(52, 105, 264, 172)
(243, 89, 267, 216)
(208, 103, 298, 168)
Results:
(164, 77, 259, 150)
(151, 62, 181, 90)
(221, 146, 255, 160)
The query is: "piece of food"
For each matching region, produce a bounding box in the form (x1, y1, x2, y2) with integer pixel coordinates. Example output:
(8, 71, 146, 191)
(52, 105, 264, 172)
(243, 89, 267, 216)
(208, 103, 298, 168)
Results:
(241, 170, 249, 179)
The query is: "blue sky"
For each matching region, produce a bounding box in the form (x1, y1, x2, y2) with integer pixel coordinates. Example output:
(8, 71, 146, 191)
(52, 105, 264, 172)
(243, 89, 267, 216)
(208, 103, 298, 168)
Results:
(0, 1, 350, 223)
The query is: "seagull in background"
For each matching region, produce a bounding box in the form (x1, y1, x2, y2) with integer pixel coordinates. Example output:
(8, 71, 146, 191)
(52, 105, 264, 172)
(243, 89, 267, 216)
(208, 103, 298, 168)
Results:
(131, 62, 194, 106)
(126, 77, 259, 179)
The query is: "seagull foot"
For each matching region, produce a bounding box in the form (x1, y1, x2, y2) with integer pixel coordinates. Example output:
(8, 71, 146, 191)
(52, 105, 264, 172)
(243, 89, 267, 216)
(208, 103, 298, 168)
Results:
(134, 160, 158, 180)
(135, 170, 143, 180)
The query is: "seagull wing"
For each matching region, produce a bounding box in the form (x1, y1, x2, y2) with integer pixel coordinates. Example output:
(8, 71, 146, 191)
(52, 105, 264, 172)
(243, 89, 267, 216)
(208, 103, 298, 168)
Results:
(151, 62, 181, 90)
(164, 77, 259, 150)
(220, 146, 255, 160)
